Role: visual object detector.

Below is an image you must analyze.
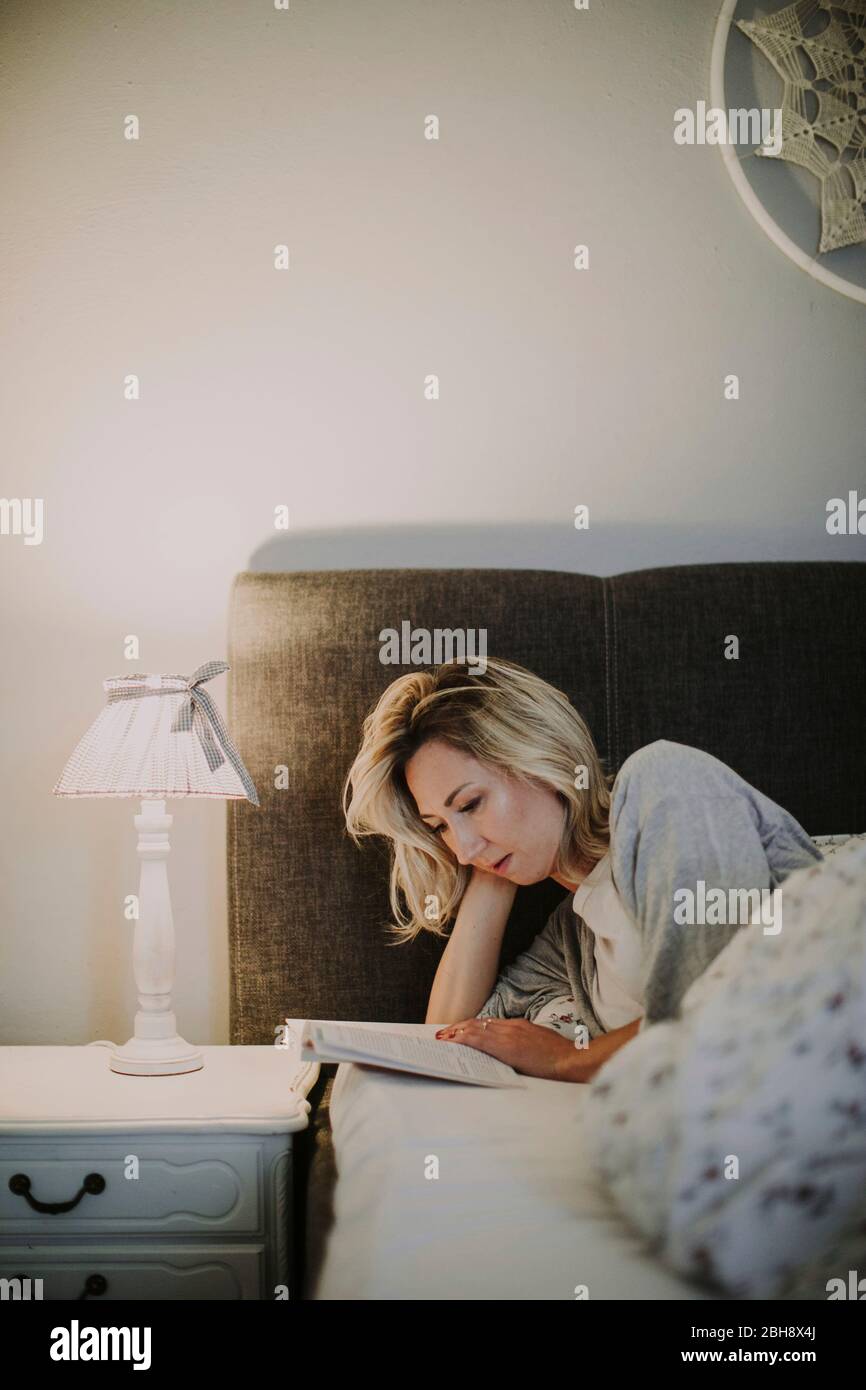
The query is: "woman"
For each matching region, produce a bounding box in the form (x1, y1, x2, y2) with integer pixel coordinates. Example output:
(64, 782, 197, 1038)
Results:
(343, 657, 821, 1084)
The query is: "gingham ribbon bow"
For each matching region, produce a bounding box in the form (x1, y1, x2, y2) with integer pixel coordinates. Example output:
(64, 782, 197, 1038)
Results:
(109, 660, 260, 806)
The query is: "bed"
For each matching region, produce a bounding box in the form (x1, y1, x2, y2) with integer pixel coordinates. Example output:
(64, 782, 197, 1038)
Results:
(225, 562, 866, 1300)
(302, 1023, 728, 1300)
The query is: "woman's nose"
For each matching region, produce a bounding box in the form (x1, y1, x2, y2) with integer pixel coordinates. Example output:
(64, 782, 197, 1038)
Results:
(452, 829, 486, 867)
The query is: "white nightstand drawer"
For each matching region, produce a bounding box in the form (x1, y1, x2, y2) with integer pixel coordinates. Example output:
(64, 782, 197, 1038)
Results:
(0, 1139, 264, 1235)
(0, 1243, 265, 1300)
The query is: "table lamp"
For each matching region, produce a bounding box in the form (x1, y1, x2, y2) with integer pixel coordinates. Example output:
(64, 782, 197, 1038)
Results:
(52, 660, 260, 1076)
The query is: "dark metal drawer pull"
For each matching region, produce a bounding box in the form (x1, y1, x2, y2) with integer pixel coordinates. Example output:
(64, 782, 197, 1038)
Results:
(8, 1171, 106, 1214)
(77, 1273, 108, 1300)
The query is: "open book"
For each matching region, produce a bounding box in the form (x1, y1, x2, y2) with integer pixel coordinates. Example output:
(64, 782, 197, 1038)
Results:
(299, 1020, 526, 1088)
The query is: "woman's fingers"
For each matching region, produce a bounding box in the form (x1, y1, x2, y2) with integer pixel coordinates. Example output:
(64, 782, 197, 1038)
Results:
(433, 1017, 575, 1081)
(435, 1017, 502, 1043)
(435, 1019, 473, 1039)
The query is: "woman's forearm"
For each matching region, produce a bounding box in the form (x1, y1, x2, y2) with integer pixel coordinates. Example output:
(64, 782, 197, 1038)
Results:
(425, 869, 518, 1024)
(556, 1016, 642, 1082)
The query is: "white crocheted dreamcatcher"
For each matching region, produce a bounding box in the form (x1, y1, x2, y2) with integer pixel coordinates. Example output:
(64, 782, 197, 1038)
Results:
(710, 0, 866, 303)
(738, 0, 866, 253)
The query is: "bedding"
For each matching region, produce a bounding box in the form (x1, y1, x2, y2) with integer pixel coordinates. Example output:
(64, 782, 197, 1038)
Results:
(584, 833, 866, 1300)
(312, 1022, 728, 1300)
(310, 835, 865, 1301)
(310, 833, 864, 1301)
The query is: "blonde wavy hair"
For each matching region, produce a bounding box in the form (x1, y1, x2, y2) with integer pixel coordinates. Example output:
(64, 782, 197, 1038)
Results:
(342, 656, 613, 943)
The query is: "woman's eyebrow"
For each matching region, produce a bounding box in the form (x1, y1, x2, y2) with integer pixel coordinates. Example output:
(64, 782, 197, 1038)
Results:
(419, 781, 474, 820)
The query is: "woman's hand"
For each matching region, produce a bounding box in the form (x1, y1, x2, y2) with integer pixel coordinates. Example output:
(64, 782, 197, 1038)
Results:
(435, 1016, 590, 1083)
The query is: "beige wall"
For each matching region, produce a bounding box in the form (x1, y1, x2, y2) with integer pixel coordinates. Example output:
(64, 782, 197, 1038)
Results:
(2, 0, 863, 1044)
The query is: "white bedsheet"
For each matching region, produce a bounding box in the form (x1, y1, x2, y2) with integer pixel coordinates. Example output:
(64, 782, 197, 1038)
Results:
(312, 1022, 725, 1301)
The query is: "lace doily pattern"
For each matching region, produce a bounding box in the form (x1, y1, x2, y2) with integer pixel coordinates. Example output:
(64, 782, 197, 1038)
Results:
(738, 0, 866, 252)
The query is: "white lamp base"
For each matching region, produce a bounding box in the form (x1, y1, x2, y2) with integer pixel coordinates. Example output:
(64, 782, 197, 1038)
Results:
(110, 1034, 204, 1077)
(112, 796, 206, 1076)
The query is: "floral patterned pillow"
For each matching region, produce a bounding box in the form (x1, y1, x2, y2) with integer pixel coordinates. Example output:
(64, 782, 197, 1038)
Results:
(585, 833, 866, 1300)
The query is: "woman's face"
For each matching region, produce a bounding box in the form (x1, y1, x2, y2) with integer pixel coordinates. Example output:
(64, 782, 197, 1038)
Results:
(404, 737, 569, 886)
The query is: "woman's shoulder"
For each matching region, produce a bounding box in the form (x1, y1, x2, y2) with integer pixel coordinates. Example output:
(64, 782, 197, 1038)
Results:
(615, 738, 712, 781)
(611, 740, 734, 810)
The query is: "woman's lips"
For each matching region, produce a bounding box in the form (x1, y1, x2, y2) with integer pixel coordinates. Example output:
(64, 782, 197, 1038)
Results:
(492, 853, 512, 874)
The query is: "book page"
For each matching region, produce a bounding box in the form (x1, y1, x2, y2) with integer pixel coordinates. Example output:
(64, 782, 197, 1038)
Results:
(304, 1021, 525, 1087)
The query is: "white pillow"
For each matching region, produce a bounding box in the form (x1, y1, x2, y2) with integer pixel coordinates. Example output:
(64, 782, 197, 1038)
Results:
(586, 833, 866, 1299)
(812, 833, 862, 856)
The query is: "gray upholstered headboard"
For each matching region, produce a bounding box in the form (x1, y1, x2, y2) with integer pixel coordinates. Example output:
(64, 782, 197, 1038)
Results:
(226, 562, 865, 1044)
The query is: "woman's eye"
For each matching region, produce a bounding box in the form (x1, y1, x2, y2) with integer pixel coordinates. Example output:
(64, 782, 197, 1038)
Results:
(431, 796, 481, 836)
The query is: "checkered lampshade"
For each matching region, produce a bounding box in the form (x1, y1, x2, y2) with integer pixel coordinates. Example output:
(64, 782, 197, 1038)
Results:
(52, 662, 260, 804)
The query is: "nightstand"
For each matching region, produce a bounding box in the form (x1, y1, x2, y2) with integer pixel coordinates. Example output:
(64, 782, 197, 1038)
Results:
(0, 1044, 319, 1301)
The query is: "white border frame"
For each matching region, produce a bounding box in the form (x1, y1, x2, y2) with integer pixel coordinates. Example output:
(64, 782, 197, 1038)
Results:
(711, 0, 866, 305)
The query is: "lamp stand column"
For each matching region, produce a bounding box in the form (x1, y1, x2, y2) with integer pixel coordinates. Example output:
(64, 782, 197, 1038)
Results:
(110, 798, 204, 1076)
